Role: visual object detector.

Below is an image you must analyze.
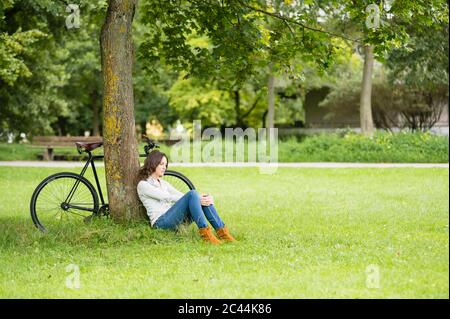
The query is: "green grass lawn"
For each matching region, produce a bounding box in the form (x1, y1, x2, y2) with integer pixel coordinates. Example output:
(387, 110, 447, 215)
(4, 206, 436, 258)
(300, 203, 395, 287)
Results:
(0, 166, 448, 298)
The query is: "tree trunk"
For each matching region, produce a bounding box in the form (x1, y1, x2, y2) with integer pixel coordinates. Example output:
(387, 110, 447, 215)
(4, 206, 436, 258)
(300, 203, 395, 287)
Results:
(234, 90, 242, 127)
(100, 0, 143, 223)
(266, 72, 275, 129)
(360, 45, 375, 135)
(262, 110, 268, 128)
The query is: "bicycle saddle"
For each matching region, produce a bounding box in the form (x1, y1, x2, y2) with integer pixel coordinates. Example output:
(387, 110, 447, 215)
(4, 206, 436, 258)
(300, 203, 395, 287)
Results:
(75, 141, 103, 153)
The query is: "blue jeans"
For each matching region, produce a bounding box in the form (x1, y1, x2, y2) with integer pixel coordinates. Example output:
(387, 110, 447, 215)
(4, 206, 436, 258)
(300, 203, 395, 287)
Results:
(154, 190, 225, 230)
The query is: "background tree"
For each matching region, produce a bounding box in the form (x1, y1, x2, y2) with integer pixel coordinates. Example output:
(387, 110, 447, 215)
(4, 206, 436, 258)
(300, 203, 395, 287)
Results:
(58, 2, 107, 136)
(326, 0, 448, 135)
(320, 3, 449, 132)
(386, 17, 449, 131)
(0, 0, 108, 138)
(0, 0, 69, 137)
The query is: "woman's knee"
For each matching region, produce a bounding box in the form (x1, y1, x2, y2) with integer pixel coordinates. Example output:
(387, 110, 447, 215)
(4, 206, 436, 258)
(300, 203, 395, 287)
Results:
(187, 190, 201, 205)
(188, 190, 200, 198)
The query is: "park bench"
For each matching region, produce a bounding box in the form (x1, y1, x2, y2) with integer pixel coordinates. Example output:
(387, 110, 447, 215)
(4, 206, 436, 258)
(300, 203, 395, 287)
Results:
(31, 136, 181, 160)
(31, 136, 103, 160)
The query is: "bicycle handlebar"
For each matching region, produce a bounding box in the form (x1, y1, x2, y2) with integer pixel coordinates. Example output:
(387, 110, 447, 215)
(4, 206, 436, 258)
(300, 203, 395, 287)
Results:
(142, 135, 159, 155)
(80, 135, 158, 157)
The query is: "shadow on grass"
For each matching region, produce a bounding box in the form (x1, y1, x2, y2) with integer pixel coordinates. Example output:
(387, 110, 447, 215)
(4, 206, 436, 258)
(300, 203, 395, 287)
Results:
(0, 216, 199, 250)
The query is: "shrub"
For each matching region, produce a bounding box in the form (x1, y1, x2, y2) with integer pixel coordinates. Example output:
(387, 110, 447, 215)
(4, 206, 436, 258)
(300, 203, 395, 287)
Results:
(278, 131, 449, 163)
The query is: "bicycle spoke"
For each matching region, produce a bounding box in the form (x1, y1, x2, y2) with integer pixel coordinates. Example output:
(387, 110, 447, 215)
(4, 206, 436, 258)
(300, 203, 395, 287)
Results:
(31, 174, 98, 231)
(66, 210, 92, 218)
(164, 176, 191, 194)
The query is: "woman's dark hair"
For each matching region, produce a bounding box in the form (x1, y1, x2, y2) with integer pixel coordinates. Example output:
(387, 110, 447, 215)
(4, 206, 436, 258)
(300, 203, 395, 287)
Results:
(138, 150, 168, 181)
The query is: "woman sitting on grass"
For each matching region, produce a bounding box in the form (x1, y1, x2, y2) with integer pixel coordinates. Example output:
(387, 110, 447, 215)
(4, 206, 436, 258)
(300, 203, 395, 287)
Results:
(137, 150, 236, 245)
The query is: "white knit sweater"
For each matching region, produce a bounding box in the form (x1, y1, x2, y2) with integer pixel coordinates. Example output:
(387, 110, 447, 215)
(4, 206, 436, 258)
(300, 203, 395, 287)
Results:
(137, 176, 184, 226)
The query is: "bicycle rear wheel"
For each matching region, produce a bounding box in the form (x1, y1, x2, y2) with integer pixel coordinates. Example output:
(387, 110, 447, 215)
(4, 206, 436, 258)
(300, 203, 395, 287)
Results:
(30, 172, 99, 233)
(163, 170, 195, 193)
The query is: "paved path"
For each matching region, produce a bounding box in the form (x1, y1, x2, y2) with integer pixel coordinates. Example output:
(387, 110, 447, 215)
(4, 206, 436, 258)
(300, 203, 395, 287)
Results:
(0, 161, 448, 168)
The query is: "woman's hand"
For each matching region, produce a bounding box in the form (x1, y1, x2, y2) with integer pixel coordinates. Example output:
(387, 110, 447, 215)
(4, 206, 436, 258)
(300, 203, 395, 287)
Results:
(200, 194, 214, 206)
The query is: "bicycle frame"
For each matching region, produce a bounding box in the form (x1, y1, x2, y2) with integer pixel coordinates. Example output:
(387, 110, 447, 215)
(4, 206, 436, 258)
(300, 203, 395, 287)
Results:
(64, 152, 106, 209)
(64, 151, 149, 211)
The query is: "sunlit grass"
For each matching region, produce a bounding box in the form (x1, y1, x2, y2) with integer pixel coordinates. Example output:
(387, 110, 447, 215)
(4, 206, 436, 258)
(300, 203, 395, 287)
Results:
(0, 166, 448, 298)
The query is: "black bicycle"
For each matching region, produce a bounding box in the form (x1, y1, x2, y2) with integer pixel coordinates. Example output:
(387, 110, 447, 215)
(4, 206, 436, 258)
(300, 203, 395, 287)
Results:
(29, 138, 195, 232)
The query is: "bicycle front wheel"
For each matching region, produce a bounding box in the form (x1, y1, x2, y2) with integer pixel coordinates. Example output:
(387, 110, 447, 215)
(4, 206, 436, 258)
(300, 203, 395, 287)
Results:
(163, 170, 195, 193)
(30, 172, 99, 233)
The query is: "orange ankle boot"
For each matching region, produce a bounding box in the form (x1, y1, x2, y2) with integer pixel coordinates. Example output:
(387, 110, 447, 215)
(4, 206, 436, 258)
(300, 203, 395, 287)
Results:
(216, 226, 237, 242)
(198, 227, 222, 245)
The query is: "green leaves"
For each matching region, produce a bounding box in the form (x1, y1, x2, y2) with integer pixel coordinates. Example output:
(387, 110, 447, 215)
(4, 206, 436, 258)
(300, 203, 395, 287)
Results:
(137, 0, 345, 89)
(348, 0, 448, 56)
(386, 18, 449, 89)
(138, 1, 267, 87)
(0, 29, 46, 85)
(165, 74, 236, 127)
(0, 0, 108, 136)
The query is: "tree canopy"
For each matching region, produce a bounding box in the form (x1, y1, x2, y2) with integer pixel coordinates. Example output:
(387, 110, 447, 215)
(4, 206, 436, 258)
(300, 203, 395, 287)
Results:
(1, 0, 448, 138)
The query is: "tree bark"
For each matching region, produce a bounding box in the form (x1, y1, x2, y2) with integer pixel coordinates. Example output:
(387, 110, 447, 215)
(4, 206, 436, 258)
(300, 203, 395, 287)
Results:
(100, 0, 143, 223)
(266, 72, 275, 129)
(262, 109, 268, 128)
(234, 90, 243, 127)
(360, 44, 375, 135)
